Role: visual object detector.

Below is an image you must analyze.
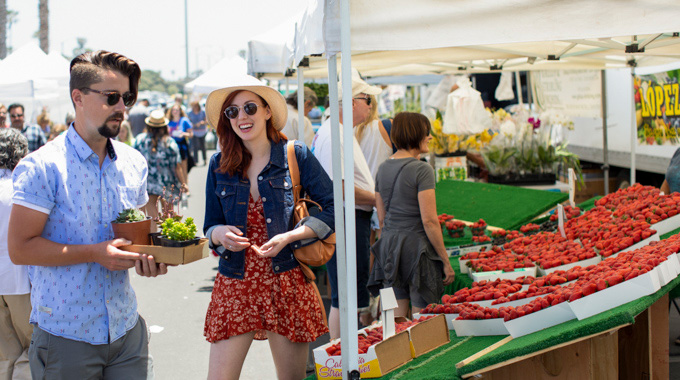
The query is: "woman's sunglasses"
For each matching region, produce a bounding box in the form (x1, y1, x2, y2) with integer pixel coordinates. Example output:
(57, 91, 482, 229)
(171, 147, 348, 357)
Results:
(224, 102, 262, 119)
(84, 88, 136, 107)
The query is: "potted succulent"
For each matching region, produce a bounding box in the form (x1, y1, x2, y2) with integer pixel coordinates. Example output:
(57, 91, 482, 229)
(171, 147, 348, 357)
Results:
(111, 208, 152, 245)
(159, 217, 200, 247)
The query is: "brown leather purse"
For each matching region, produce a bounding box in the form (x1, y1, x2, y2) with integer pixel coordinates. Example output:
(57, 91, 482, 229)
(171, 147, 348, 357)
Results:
(286, 141, 336, 281)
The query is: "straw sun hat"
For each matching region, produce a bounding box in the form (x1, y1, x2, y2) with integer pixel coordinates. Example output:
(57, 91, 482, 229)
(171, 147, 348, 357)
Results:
(205, 75, 287, 131)
(144, 109, 168, 128)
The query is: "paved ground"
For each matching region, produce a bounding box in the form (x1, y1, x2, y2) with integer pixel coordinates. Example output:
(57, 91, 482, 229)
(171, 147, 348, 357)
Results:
(129, 149, 680, 379)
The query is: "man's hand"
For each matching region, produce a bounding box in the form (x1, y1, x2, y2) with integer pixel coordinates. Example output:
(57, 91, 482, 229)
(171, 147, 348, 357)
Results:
(443, 264, 456, 286)
(92, 238, 143, 271)
(135, 254, 169, 277)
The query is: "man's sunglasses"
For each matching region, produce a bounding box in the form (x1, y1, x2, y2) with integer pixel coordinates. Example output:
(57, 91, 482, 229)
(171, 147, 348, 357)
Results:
(83, 88, 135, 107)
(354, 96, 372, 106)
(224, 102, 263, 119)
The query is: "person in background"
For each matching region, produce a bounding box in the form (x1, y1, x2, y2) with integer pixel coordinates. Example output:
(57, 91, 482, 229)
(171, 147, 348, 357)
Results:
(8, 50, 167, 379)
(188, 100, 208, 165)
(9, 104, 46, 153)
(128, 98, 151, 137)
(0, 104, 8, 128)
(311, 72, 381, 339)
(36, 108, 52, 136)
(282, 87, 317, 148)
(64, 111, 75, 127)
(117, 120, 134, 145)
(134, 109, 183, 222)
(660, 148, 680, 344)
(0, 128, 31, 380)
(203, 75, 333, 380)
(48, 123, 68, 141)
(368, 112, 455, 318)
(354, 94, 394, 246)
(166, 104, 193, 195)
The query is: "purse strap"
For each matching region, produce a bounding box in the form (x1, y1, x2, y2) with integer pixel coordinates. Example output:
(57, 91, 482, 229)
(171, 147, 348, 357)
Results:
(384, 159, 415, 214)
(287, 141, 302, 204)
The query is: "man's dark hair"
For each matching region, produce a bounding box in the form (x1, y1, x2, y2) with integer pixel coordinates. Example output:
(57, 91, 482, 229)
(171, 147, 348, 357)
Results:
(69, 50, 141, 107)
(8, 104, 24, 114)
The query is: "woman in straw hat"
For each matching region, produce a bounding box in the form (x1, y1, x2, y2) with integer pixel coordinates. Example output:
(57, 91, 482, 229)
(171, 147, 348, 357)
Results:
(133, 109, 184, 220)
(203, 75, 334, 379)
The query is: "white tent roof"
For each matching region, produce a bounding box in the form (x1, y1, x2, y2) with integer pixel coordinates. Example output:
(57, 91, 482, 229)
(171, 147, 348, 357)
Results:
(290, 0, 680, 77)
(247, 13, 301, 77)
(184, 56, 248, 94)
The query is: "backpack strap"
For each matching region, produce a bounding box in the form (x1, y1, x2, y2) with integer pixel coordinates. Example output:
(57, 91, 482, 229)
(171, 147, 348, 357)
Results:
(381, 118, 397, 153)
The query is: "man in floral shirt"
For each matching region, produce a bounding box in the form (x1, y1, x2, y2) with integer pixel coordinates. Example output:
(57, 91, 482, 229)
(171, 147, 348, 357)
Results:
(8, 50, 167, 379)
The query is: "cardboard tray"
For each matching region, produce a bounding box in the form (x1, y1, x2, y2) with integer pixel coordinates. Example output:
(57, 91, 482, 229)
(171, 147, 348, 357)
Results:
(469, 266, 537, 282)
(412, 313, 458, 330)
(537, 255, 601, 276)
(503, 301, 576, 338)
(568, 267, 661, 320)
(313, 327, 412, 379)
(650, 213, 680, 235)
(452, 317, 509, 336)
(122, 238, 209, 265)
(398, 315, 450, 358)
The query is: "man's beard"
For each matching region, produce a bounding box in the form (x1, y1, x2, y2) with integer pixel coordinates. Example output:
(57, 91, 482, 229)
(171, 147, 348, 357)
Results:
(97, 112, 124, 138)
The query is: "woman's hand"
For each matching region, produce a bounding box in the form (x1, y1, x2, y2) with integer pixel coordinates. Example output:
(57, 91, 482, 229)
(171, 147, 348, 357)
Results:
(255, 233, 291, 258)
(443, 263, 455, 285)
(212, 225, 250, 251)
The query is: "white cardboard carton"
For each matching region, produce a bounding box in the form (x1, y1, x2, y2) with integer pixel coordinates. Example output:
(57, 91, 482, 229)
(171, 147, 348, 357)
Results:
(452, 318, 509, 336)
(537, 255, 601, 276)
(503, 301, 576, 338)
(650, 213, 680, 235)
(470, 266, 537, 282)
(568, 267, 661, 320)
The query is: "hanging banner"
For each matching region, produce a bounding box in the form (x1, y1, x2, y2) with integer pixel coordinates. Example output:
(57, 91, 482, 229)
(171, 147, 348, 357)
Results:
(531, 70, 602, 118)
(635, 69, 680, 146)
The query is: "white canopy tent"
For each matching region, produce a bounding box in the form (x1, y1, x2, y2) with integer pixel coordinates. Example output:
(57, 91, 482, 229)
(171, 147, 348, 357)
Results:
(289, 0, 680, 377)
(184, 55, 248, 95)
(0, 43, 72, 126)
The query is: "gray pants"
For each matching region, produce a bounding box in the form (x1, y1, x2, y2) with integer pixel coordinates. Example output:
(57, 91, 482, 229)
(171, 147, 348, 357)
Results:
(28, 316, 153, 380)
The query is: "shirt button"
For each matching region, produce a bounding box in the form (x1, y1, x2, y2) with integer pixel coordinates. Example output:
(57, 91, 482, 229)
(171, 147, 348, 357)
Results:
(104, 223, 108, 228)
(275, 266, 280, 271)
(106, 300, 110, 304)
(262, 197, 267, 202)
(221, 191, 226, 196)
(266, 218, 271, 223)
(258, 176, 263, 181)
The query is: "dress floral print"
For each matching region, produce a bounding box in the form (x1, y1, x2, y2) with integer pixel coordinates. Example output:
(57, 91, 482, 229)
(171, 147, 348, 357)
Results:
(204, 194, 328, 343)
(133, 135, 181, 196)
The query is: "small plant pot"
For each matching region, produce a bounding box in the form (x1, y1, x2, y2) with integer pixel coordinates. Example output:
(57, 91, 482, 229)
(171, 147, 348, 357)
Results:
(111, 217, 152, 245)
(159, 236, 201, 247)
(149, 232, 162, 246)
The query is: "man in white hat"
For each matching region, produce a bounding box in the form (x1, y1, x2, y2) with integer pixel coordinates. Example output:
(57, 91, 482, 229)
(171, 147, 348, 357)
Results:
(311, 70, 382, 339)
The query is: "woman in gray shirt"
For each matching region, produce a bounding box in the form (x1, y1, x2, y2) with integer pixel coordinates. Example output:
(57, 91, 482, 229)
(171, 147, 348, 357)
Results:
(368, 112, 455, 317)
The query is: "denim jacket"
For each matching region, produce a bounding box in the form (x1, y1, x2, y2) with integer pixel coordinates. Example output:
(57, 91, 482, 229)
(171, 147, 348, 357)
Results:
(204, 139, 335, 279)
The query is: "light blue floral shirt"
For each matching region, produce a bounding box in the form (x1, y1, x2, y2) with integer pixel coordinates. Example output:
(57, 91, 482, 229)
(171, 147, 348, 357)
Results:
(12, 126, 149, 344)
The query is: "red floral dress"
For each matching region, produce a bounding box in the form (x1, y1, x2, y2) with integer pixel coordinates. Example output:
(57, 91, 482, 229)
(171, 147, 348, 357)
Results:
(204, 194, 328, 342)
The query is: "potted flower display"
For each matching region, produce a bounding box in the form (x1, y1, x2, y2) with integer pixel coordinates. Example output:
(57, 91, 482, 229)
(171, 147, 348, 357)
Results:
(111, 208, 152, 245)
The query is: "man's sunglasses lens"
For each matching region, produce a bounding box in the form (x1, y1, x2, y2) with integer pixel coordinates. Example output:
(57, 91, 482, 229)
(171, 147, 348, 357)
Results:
(105, 92, 135, 107)
(224, 103, 259, 119)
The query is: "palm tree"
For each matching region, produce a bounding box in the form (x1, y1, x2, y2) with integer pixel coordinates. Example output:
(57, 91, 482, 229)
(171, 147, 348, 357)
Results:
(38, 0, 48, 54)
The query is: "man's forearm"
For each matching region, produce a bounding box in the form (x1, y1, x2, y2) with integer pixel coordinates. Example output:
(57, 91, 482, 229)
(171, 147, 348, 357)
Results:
(354, 186, 375, 207)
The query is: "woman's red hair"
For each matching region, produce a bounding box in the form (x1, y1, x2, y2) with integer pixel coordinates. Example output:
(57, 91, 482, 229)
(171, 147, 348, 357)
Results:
(215, 90, 283, 177)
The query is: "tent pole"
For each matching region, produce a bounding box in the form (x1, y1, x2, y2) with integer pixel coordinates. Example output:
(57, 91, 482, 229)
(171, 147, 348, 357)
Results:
(285, 77, 290, 96)
(601, 70, 609, 195)
(515, 71, 524, 104)
(527, 73, 533, 110)
(630, 68, 636, 185)
(420, 85, 426, 113)
(339, 0, 359, 376)
(327, 55, 352, 379)
(298, 67, 305, 137)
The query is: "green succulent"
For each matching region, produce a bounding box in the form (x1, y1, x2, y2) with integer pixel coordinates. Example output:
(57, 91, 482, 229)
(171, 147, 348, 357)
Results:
(161, 217, 197, 241)
(113, 208, 146, 223)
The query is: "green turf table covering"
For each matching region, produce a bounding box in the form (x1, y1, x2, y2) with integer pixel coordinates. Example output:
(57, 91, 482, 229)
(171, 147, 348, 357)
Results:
(435, 180, 567, 246)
